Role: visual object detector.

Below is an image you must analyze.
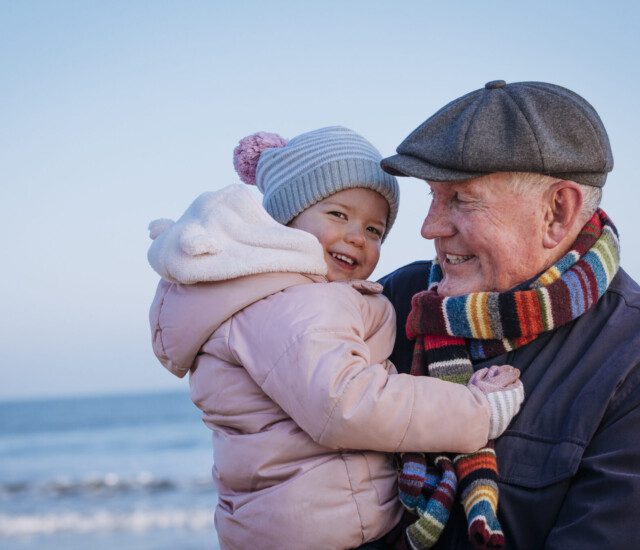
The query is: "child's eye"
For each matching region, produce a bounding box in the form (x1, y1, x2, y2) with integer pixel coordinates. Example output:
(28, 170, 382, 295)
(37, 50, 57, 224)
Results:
(367, 226, 383, 238)
(329, 211, 347, 220)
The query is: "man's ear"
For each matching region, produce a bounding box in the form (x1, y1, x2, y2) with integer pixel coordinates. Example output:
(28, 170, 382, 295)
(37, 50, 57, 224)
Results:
(542, 180, 583, 249)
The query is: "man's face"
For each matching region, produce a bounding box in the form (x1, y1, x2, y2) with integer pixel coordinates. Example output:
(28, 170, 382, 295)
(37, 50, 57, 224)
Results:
(422, 173, 549, 296)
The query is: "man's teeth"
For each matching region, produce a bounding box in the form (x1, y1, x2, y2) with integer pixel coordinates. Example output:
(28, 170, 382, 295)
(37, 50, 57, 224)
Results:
(446, 254, 473, 265)
(331, 253, 355, 265)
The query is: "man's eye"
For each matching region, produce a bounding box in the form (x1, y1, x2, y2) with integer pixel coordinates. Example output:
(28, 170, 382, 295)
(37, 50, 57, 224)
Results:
(452, 193, 469, 204)
(367, 226, 383, 238)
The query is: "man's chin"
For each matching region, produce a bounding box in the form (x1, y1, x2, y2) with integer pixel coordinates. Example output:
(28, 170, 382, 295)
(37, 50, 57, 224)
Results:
(437, 277, 482, 297)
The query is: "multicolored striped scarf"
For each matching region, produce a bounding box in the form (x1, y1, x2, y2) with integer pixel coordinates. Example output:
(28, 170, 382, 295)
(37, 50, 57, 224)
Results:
(399, 209, 620, 549)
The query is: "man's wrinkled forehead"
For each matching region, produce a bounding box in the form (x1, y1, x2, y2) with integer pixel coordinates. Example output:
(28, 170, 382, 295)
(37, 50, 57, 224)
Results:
(426, 172, 509, 191)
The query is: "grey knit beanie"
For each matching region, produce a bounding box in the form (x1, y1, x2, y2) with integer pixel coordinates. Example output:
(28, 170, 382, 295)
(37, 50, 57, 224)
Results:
(233, 126, 399, 238)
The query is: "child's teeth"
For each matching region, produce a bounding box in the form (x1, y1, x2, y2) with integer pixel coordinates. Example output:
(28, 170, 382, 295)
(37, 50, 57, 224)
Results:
(332, 253, 354, 265)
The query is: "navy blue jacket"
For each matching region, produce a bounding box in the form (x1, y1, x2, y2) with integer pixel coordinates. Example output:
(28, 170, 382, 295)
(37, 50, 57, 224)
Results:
(381, 262, 640, 549)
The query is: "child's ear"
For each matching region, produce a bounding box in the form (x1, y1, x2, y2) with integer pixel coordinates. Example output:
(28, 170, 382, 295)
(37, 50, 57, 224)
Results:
(542, 180, 583, 249)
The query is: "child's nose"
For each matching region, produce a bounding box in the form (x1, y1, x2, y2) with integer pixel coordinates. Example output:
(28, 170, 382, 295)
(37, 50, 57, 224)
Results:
(346, 226, 366, 247)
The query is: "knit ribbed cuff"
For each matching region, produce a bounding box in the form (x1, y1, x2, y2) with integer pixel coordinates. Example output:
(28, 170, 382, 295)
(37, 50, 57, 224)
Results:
(486, 383, 524, 440)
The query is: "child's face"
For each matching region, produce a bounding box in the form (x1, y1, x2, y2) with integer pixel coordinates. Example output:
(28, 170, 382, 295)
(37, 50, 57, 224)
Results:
(288, 188, 388, 281)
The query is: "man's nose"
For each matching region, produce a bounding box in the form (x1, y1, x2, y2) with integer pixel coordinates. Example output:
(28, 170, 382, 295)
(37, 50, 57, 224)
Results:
(421, 201, 455, 240)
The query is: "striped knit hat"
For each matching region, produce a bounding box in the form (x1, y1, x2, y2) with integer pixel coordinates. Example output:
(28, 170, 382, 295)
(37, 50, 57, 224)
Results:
(233, 126, 400, 238)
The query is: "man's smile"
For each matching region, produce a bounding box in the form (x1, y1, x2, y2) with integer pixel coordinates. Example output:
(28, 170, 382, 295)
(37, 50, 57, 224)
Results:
(445, 253, 475, 265)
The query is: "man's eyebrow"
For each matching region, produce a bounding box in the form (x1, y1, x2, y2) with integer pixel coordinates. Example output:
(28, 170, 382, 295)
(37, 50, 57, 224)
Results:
(452, 184, 482, 197)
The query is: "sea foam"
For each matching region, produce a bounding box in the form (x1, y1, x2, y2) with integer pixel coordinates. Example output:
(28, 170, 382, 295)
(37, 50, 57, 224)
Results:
(0, 508, 213, 536)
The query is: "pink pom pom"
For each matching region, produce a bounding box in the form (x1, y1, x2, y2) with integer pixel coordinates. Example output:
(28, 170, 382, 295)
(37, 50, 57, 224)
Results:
(233, 132, 288, 185)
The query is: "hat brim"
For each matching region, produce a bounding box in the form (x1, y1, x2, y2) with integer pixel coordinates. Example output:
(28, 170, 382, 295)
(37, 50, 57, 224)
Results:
(381, 154, 608, 188)
(380, 153, 487, 182)
(548, 171, 607, 188)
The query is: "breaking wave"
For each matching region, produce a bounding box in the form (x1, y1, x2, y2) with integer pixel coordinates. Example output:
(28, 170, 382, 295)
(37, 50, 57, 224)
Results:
(0, 508, 213, 536)
(0, 472, 213, 498)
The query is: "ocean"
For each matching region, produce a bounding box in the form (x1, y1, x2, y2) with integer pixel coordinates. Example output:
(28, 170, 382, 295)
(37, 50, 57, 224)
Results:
(0, 391, 219, 549)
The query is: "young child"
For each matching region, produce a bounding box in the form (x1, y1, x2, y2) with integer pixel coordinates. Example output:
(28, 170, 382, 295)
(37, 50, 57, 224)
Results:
(147, 126, 523, 549)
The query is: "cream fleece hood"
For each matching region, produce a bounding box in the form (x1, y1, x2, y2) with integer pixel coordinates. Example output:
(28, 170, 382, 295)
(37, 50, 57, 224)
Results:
(148, 184, 328, 378)
(147, 184, 327, 284)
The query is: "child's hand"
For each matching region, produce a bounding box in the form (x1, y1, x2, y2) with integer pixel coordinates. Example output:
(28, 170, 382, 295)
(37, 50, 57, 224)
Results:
(468, 365, 524, 440)
(343, 279, 383, 295)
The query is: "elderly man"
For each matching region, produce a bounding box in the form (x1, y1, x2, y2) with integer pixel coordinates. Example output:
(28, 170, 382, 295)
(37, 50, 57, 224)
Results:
(379, 81, 640, 549)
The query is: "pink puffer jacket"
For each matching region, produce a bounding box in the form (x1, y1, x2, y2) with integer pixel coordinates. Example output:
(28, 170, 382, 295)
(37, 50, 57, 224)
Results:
(150, 274, 491, 549)
(147, 187, 491, 549)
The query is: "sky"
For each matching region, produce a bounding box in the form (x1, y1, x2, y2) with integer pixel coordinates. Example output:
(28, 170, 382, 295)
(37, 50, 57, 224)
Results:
(2, 1, 639, 400)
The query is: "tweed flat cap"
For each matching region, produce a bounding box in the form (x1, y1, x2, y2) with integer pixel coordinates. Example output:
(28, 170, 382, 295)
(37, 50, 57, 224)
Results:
(381, 80, 613, 187)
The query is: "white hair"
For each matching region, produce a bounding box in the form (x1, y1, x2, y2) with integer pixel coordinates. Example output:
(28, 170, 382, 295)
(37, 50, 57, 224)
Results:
(504, 172, 602, 221)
